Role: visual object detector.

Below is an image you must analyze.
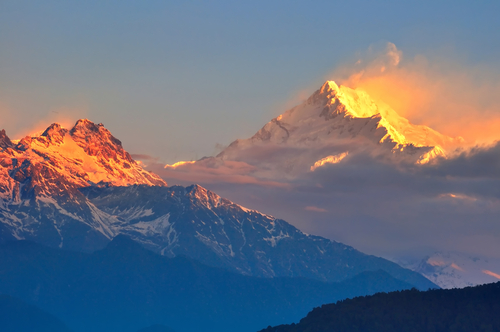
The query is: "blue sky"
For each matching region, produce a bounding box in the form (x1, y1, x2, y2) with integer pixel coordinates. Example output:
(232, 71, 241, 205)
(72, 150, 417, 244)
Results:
(1, 0, 500, 162)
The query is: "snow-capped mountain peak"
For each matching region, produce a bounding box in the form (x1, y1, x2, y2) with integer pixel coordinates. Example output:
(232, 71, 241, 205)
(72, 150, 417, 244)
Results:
(0, 130, 14, 149)
(281, 80, 460, 151)
(401, 252, 500, 289)
(212, 81, 462, 178)
(0, 119, 166, 200)
(0, 118, 167, 250)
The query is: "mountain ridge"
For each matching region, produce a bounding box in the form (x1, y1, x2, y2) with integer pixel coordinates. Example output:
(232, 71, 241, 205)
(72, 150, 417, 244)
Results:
(0, 118, 436, 289)
(0, 236, 417, 332)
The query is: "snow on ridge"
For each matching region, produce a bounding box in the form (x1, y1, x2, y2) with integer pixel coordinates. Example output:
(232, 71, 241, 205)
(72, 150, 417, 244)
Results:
(263, 230, 291, 247)
(127, 213, 171, 237)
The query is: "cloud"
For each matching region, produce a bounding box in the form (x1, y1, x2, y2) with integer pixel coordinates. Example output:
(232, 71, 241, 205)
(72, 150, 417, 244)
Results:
(0, 91, 88, 141)
(150, 157, 290, 188)
(330, 42, 500, 145)
(450, 263, 465, 272)
(305, 206, 328, 213)
(162, 144, 500, 259)
(482, 270, 500, 280)
(422, 141, 500, 179)
(0, 102, 15, 133)
(10, 106, 88, 140)
(130, 154, 160, 162)
(130, 154, 162, 167)
(143, 43, 500, 262)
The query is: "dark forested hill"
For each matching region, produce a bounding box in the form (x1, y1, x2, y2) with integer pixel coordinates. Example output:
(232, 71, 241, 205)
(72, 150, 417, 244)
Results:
(260, 282, 500, 332)
(0, 236, 416, 332)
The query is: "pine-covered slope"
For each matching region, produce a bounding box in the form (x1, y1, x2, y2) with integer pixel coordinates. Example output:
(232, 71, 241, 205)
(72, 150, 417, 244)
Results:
(260, 282, 500, 332)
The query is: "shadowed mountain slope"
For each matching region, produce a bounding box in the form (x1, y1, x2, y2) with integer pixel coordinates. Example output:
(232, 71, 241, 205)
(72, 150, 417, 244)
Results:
(0, 236, 416, 332)
(0, 294, 72, 332)
(0, 119, 436, 290)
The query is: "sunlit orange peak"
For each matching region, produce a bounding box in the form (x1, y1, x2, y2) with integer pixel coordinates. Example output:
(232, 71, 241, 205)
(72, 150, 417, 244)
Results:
(427, 258, 446, 267)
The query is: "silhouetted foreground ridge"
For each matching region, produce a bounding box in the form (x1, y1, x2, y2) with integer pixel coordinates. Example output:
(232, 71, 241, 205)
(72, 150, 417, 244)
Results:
(260, 282, 500, 332)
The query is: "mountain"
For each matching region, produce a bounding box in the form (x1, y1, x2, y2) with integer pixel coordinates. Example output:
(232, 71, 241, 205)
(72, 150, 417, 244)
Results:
(260, 282, 500, 332)
(400, 252, 500, 289)
(166, 81, 462, 180)
(0, 119, 435, 289)
(81, 184, 436, 289)
(0, 119, 166, 251)
(220, 81, 462, 166)
(0, 294, 72, 332)
(0, 236, 416, 332)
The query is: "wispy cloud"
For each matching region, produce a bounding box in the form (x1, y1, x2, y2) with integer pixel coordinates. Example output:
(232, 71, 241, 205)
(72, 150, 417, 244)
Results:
(305, 206, 328, 213)
(482, 269, 500, 280)
(330, 42, 500, 145)
(150, 158, 290, 188)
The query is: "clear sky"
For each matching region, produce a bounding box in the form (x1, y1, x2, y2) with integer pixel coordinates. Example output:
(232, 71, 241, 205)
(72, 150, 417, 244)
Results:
(1, 1, 500, 163)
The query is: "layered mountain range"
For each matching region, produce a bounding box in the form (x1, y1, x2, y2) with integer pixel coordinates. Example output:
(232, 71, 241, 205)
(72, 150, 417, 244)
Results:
(0, 118, 435, 289)
(160, 81, 497, 289)
(0, 236, 417, 332)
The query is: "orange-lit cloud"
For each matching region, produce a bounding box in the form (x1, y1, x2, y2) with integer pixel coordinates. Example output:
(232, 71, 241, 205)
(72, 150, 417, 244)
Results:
(330, 42, 500, 145)
(11, 106, 87, 140)
(450, 263, 465, 272)
(0, 102, 19, 136)
(427, 258, 445, 267)
(305, 206, 328, 213)
(165, 160, 196, 168)
(482, 269, 500, 280)
(438, 193, 478, 202)
(154, 158, 291, 188)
